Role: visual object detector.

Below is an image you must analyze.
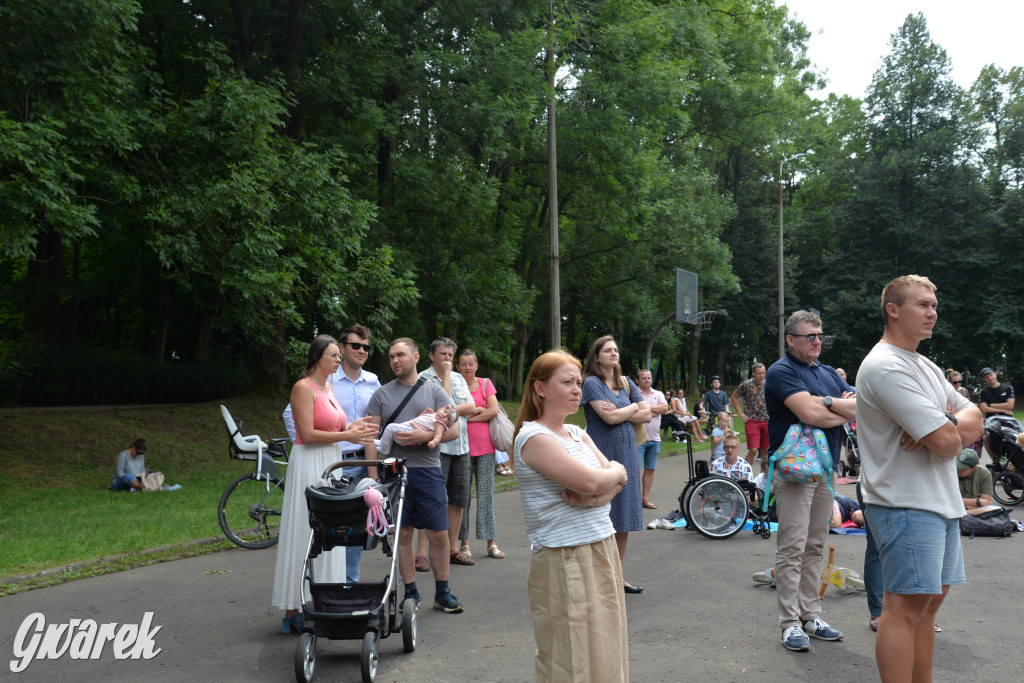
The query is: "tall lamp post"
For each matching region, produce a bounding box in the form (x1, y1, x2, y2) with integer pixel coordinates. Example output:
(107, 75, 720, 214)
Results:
(778, 151, 812, 358)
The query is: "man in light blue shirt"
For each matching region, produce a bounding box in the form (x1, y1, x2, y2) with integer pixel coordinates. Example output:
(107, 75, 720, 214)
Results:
(283, 324, 380, 581)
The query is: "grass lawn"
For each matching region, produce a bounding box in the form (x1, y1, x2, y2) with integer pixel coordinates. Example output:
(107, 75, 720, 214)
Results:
(0, 390, 713, 591)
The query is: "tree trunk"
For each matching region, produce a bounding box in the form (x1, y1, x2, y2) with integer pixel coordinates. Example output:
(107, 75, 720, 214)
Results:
(156, 281, 169, 363)
(23, 230, 63, 344)
(260, 323, 289, 385)
(688, 325, 701, 394)
(194, 292, 222, 361)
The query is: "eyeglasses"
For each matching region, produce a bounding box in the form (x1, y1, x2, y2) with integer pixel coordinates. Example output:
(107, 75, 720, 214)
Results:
(324, 352, 342, 360)
(345, 342, 371, 352)
(792, 333, 825, 342)
(951, 380, 962, 385)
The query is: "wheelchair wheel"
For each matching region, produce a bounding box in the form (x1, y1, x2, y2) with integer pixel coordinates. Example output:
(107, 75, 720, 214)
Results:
(218, 473, 285, 549)
(992, 470, 1024, 506)
(685, 475, 748, 539)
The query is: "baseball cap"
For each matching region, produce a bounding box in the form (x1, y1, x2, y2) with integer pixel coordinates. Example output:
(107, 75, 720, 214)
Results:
(956, 448, 980, 470)
(980, 367, 995, 377)
(710, 375, 721, 381)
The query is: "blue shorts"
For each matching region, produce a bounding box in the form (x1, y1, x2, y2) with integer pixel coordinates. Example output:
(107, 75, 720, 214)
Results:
(402, 467, 449, 531)
(638, 441, 661, 470)
(863, 505, 965, 595)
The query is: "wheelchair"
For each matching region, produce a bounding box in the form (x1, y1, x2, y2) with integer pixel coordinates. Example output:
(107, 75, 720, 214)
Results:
(675, 432, 773, 540)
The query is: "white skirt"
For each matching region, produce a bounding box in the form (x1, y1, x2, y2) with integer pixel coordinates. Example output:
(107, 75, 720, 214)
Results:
(271, 441, 348, 610)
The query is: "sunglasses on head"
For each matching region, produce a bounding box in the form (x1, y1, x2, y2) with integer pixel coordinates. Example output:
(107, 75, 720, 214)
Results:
(345, 342, 371, 352)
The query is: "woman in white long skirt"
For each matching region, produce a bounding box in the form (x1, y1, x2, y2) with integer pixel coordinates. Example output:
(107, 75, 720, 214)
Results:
(271, 334, 377, 633)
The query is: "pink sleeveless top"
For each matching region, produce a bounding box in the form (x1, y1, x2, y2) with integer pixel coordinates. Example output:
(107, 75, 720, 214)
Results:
(294, 378, 347, 445)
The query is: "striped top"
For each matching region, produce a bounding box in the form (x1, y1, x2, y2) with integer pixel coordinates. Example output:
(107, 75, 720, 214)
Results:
(515, 422, 615, 552)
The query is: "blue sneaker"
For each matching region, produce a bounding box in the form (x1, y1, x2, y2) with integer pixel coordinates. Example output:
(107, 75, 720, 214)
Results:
(782, 625, 810, 651)
(803, 618, 843, 641)
(401, 591, 421, 613)
(433, 588, 464, 613)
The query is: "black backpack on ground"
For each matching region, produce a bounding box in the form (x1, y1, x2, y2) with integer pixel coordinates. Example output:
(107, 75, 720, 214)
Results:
(959, 508, 1015, 538)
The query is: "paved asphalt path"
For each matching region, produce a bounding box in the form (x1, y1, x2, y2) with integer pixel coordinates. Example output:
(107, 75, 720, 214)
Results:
(2, 450, 1017, 682)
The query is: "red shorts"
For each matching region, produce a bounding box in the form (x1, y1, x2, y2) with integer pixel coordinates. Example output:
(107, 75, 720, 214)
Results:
(744, 420, 769, 449)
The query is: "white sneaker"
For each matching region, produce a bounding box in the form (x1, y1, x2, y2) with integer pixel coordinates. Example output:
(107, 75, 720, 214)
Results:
(658, 518, 677, 530)
(647, 519, 661, 530)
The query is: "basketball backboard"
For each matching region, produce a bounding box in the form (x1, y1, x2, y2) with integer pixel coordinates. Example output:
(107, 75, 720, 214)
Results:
(675, 269, 698, 323)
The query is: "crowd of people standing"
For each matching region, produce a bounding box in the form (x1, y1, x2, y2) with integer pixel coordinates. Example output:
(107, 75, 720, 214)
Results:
(265, 281, 1001, 682)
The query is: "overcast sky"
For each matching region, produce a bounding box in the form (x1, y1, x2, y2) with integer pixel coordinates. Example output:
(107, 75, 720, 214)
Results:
(780, 1, 1024, 100)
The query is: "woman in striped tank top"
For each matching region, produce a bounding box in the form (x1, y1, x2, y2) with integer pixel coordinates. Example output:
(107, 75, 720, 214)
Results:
(513, 349, 629, 683)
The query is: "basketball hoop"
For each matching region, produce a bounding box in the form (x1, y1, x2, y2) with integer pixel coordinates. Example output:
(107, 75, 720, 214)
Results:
(690, 311, 716, 331)
(822, 334, 836, 350)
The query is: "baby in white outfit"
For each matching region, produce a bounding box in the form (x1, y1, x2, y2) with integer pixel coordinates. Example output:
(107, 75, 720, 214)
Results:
(375, 407, 451, 454)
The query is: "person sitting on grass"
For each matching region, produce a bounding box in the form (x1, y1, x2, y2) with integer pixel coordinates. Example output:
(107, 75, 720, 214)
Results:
(111, 438, 148, 491)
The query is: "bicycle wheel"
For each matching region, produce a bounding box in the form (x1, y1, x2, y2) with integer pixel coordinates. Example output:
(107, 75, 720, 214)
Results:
(992, 471, 1024, 506)
(218, 473, 285, 549)
(685, 475, 748, 539)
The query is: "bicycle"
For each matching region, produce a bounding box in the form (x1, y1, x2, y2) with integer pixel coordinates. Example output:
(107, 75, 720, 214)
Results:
(218, 405, 291, 549)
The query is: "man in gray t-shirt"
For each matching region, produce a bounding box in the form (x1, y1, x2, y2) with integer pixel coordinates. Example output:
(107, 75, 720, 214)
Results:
(856, 275, 982, 682)
(365, 338, 464, 613)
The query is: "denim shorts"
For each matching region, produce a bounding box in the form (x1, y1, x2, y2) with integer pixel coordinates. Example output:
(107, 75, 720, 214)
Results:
(863, 505, 965, 595)
(403, 467, 450, 531)
(638, 440, 661, 470)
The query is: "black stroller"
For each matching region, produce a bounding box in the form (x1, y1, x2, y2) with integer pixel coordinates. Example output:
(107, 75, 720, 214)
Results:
(983, 415, 1024, 506)
(294, 458, 415, 683)
(836, 423, 860, 478)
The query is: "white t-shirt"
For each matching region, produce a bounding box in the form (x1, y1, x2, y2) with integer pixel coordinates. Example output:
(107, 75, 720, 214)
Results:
(857, 342, 971, 519)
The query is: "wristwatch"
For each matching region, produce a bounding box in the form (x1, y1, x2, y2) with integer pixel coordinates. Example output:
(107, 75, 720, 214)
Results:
(944, 411, 958, 426)
(823, 396, 834, 412)
(976, 497, 981, 507)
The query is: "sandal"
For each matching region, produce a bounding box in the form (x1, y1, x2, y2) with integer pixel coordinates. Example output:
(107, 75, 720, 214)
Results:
(642, 501, 658, 509)
(459, 541, 472, 557)
(869, 616, 881, 632)
(487, 544, 505, 559)
(496, 465, 511, 476)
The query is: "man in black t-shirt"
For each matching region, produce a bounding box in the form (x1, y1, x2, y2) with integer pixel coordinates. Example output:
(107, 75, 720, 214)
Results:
(978, 367, 1015, 462)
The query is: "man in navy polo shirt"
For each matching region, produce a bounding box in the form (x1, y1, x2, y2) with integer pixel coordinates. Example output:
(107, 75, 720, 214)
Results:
(765, 310, 856, 652)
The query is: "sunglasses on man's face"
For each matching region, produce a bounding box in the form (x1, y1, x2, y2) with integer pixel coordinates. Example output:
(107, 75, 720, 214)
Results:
(792, 333, 825, 343)
(345, 342, 371, 352)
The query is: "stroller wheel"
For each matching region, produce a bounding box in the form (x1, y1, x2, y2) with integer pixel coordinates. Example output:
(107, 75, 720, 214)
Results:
(401, 598, 418, 652)
(361, 631, 379, 683)
(294, 632, 316, 683)
(837, 461, 848, 478)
